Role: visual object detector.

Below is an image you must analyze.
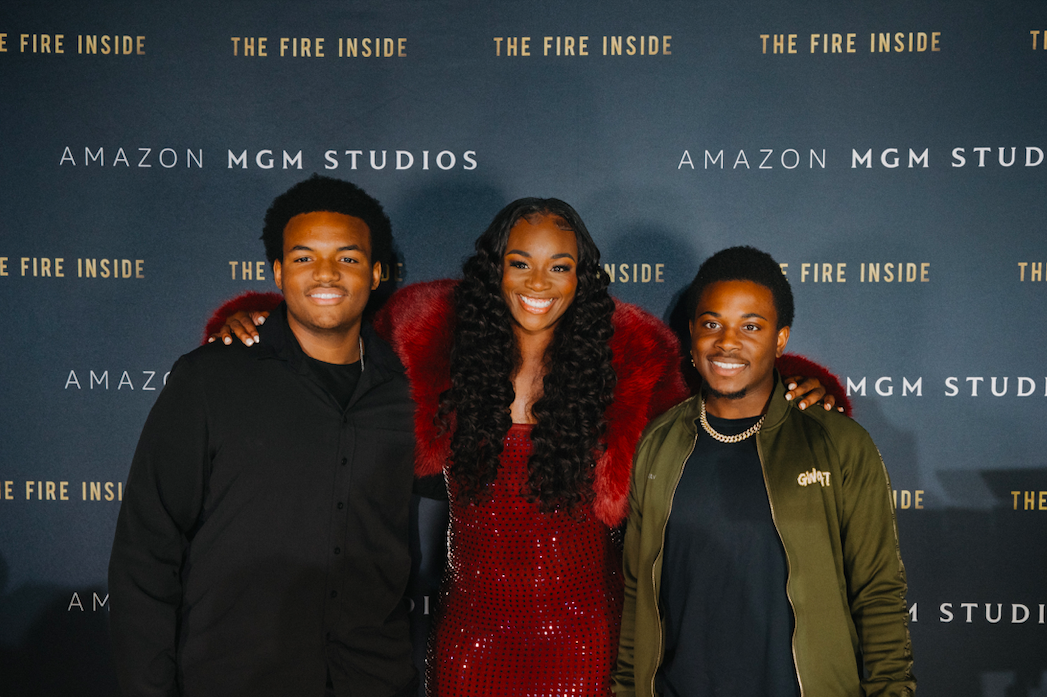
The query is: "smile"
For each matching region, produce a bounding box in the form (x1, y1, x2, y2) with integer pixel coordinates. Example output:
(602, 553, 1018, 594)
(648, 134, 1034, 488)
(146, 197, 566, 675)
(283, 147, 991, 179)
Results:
(710, 359, 746, 372)
(519, 295, 555, 313)
(307, 289, 346, 303)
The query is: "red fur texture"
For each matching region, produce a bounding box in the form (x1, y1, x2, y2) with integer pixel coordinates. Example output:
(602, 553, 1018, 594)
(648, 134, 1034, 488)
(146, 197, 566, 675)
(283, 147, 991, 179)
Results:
(203, 282, 849, 525)
(375, 281, 689, 527)
(372, 280, 458, 482)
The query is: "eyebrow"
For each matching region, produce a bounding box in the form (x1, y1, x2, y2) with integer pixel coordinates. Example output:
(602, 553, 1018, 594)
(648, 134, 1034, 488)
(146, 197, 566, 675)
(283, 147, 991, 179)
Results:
(290, 244, 365, 252)
(697, 310, 769, 321)
(505, 249, 577, 261)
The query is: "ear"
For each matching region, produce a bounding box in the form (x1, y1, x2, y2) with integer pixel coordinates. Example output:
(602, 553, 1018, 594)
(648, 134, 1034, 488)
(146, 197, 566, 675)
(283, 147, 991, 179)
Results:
(371, 261, 382, 291)
(273, 259, 284, 292)
(775, 326, 791, 357)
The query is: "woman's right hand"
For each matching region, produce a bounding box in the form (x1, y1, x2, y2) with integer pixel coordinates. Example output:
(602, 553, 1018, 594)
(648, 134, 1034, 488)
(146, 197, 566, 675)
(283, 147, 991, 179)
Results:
(207, 310, 270, 346)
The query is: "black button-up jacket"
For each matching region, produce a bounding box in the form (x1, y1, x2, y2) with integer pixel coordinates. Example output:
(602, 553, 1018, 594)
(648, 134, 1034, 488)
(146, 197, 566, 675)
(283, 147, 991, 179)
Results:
(109, 304, 417, 697)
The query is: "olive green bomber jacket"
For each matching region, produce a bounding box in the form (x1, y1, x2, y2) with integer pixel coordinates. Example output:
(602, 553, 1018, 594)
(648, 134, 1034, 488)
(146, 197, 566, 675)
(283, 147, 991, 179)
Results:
(613, 377, 915, 697)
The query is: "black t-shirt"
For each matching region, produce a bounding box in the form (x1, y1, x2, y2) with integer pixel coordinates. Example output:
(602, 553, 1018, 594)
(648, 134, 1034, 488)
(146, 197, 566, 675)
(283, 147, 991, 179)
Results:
(303, 354, 363, 411)
(657, 413, 800, 697)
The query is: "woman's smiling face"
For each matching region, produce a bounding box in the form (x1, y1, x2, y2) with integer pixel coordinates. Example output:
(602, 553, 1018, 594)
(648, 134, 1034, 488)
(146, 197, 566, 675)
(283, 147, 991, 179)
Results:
(500, 213, 579, 341)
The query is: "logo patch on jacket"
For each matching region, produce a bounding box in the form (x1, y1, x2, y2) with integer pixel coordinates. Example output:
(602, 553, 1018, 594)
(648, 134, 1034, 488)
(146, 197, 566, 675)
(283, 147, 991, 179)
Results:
(797, 468, 831, 487)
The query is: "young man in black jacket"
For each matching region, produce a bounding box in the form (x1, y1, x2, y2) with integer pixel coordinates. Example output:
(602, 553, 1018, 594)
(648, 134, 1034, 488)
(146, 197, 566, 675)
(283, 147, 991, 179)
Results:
(109, 175, 418, 697)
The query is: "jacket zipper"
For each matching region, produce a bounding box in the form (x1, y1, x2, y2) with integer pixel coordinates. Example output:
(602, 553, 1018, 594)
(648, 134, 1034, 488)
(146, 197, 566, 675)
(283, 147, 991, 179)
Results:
(755, 436, 805, 697)
(650, 431, 698, 697)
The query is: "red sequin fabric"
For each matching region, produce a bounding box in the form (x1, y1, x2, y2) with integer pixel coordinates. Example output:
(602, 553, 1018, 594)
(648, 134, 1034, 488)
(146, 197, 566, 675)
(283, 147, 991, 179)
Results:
(426, 424, 624, 696)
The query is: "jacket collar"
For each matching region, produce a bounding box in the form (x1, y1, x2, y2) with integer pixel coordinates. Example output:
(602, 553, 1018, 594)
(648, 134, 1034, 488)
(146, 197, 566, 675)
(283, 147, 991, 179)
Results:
(678, 371, 788, 434)
(761, 372, 792, 433)
(257, 302, 405, 390)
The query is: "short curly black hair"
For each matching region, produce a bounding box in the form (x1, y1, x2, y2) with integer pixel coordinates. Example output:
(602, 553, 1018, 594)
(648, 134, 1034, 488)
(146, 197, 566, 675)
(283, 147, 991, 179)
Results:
(684, 245, 794, 329)
(261, 174, 392, 270)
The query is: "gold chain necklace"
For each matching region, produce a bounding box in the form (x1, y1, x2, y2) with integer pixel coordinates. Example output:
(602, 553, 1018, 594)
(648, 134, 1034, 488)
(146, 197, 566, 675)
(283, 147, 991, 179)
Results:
(698, 398, 765, 444)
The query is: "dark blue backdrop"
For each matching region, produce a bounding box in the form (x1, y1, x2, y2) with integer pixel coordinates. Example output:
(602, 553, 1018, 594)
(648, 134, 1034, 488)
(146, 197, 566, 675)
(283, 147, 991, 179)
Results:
(2, 1, 1045, 694)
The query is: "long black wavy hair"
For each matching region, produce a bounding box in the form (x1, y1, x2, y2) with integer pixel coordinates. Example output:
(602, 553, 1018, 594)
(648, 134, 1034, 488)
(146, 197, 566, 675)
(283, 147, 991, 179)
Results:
(439, 198, 617, 514)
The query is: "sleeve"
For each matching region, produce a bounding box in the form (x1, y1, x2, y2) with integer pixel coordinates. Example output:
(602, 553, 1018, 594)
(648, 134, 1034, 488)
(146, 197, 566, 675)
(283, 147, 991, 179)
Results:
(108, 356, 211, 697)
(611, 444, 648, 697)
(776, 352, 853, 417)
(201, 291, 283, 344)
(412, 473, 448, 501)
(838, 434, 916, 696)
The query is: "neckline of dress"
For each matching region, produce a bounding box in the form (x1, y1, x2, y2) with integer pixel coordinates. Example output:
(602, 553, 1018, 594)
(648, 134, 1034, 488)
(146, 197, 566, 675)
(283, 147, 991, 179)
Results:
(510, 422, 535, 430)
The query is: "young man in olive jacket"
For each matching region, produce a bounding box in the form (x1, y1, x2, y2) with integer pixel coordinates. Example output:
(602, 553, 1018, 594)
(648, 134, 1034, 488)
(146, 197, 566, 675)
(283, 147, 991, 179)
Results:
(614, 246, 915, 697)
(108, 176, 418, 697)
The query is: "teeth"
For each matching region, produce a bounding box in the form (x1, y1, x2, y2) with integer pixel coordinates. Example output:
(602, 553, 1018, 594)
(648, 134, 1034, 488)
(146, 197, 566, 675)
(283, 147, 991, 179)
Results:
(520, 295, 553, 309)
(712, 360, 744, 370)
(311, 292, 342, 299)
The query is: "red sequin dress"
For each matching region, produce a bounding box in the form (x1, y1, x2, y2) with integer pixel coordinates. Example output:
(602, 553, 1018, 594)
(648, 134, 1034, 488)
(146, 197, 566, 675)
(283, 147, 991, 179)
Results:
(426, 424, 624, 696)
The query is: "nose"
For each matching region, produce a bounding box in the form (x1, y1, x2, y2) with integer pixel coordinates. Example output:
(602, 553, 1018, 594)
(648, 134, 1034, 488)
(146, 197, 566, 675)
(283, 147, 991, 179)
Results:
(525, 267, 550, 291)
(716, 325, 742, 350)
(314, 257, 339, 282)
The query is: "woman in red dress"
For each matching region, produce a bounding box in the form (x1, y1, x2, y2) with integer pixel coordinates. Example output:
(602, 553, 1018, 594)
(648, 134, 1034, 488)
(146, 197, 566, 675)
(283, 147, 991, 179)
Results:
(422, 199, 644, 696)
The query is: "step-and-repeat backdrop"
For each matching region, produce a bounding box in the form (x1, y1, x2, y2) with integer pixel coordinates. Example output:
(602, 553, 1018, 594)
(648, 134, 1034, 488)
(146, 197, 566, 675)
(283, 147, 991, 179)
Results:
(2, 1, 1045, 695)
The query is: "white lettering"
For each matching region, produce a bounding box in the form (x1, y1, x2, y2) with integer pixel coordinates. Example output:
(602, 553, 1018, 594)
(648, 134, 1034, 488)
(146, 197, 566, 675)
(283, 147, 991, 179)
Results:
(90, 370, 109, 389)
(436, 150, 456, 170)
(228, 149, 248, 169)
(847, 376, 866, 396)
(902, 377, 922, 397)
(283, 150, 302, 169)
(158, 147, 177, 168)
